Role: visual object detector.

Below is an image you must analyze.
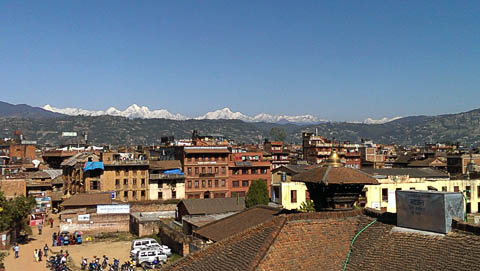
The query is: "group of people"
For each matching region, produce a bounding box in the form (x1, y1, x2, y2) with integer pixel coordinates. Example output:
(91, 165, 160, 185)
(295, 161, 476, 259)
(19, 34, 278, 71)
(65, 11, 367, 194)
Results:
(81, 255, 120, 271)
(33, 244, 50, 262)
(52, 231, 78, 246)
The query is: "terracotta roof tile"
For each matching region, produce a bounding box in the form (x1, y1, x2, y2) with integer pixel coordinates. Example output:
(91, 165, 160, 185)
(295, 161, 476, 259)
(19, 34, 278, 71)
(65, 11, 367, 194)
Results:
(194, 206, 282, 242)
(292, 167, 378, 185)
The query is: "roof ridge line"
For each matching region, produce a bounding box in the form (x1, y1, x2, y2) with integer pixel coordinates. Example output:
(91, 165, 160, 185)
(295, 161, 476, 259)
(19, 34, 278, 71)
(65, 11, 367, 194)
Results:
(249, 216, 287, 271)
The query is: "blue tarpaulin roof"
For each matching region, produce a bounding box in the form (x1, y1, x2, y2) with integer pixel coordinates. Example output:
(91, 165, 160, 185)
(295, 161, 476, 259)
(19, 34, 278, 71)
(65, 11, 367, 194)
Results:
(163, 169, 184, 175)
(83, 162, 104, 172)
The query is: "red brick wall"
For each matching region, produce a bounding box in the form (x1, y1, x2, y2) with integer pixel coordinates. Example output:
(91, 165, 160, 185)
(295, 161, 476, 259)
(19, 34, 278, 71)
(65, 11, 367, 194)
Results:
(9, 144, 36, 161)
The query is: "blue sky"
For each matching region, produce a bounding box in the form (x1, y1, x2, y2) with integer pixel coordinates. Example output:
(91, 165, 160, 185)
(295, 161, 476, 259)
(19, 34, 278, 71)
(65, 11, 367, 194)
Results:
(1, 1, 479, 121)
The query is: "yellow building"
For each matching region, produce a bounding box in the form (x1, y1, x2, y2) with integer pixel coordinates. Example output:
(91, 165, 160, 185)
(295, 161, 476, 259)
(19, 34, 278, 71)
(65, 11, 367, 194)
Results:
(271, 165, 315, 210)
(361, 168, 480, 214)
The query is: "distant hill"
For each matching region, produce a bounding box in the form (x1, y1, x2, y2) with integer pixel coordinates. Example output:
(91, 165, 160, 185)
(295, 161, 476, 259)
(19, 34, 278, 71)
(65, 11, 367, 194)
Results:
(0, 101, 65, 119)
(0, 105, 479, 147)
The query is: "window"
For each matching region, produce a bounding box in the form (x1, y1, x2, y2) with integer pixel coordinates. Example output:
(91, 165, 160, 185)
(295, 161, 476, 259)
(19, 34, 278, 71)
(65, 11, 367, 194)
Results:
(291, 190, 297, 203)
(132, 191, 137, 198)
(208, 167, 212, 173)
(124, 191, 128, 199)
(396, 188, 402, 191)
(141, 190, 145, 197)
(306, 190, 310, 201)
(202, 180, 206, 188)
(478, 186, 480, 197)
(158, 192, 163, 199)
(208, 180, 212, 188)
(442, 186, 447, 192)
(410, 187, 415, 190)
(195, 180, 199, 188)
(115, 179, 120, 186)
(195, 167, 199, 174)
(466, 186, 471, 198)
(215, 180, 219, 187)
(202, 167, 205, 173)
(124, 179, 128, 185)
(242, 180, 249, 187)
(233, 169, 239, 175)
(242, 169, 248, 175)
(382, 188, 388, 201)
(233, 181, 239, 187)
(188, 181, 192, 188)
(90, 181, 99, 190)
(215, 167, 218, 173)
(172, 191, 176, 199)
(454, 186, 459, 192)
(251, 168, 257, 174)
(261, 168, 267, 174)
(187, 168, 192, 175)
(158, 181, 163, 188)
(221, 179, 226, 187)
(132, 178, 137, 186)
(124, 169, 129, 175)
(116, 170, 120, 176)
(170, 181, 176, 187)
(221, 167, 226, 174)
(281, 172, 287, 181)
(141, 178, 145, 187)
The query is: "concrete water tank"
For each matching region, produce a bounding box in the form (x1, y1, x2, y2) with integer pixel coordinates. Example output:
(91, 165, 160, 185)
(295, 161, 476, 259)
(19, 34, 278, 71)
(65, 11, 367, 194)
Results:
(396, 190, 464, 234)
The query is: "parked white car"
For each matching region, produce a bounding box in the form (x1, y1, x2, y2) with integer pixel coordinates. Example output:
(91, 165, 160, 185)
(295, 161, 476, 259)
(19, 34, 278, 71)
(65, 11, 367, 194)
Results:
(130, 238, 171, 257)
(135, 249, 168, 265)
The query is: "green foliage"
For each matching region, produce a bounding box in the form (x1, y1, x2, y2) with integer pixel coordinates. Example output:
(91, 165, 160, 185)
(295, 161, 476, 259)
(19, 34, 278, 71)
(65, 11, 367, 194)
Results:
(269, 127, 286, 142)
(0, 191, 35, 234)
(0, 251, 5, 268)
(298, 200, 315, 213)
(245, 179, 269, 208)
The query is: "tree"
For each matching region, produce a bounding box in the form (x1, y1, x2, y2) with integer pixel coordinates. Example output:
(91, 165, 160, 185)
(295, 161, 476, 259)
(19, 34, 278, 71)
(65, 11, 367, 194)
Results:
(298, 200, 315, 213)
(0, 191, 35, 236)
(245, 179, 269, 208)
(269, 127, 286, 142)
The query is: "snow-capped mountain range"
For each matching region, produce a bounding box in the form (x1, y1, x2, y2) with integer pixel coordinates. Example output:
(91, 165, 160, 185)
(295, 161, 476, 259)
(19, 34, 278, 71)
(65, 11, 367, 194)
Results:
(42, 104, 400, 124)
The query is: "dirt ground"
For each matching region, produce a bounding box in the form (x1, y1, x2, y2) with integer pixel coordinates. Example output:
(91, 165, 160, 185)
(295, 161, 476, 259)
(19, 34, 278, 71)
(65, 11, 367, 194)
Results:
(4, 214, 133, 270)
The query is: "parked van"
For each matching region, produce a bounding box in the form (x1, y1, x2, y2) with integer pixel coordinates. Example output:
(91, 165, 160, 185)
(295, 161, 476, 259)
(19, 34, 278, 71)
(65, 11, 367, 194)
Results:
(131, 238, 158, 251)
(130, 238, 171, 257)
(135, 249, 168, 264)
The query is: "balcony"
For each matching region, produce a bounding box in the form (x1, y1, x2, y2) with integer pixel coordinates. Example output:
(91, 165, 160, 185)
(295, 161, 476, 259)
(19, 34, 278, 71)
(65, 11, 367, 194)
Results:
(150, 173, 185, 180)
(104, 160, 149, 166)
(199, 173, 215, 178)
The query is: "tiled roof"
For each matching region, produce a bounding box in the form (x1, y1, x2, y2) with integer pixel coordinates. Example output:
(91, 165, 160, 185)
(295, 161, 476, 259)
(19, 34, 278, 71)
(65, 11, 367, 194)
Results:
(179, 197, 246, 215)
(184, 147, 230, 154)
(60, 192, 113, 207)
(360, 167, 449, 179)
(408, 157, 446, 167)
(292, 166, 378, 185)
(346, 220, 480, 271)
(194, 206, 282, 242)
(149, 160, 182, 170)
(60, 152, 94, 167)
(163, 209, 480, 271)
(271, 164, 316, 175)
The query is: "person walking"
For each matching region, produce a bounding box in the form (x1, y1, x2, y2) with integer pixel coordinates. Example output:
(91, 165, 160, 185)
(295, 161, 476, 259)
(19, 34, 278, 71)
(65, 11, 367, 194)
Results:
(52, 232, 57, 247)
(33, 249, 39, 262)
(49, 217, 54, 228)
(12, 243, 19, 258)
(37, 223, 43, 235)
(38, 248, 43, 261)
(43, 243, 49, 257)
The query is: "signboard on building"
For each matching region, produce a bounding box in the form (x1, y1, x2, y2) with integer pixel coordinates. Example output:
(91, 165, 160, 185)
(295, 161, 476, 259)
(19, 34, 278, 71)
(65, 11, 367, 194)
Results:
(78, 214, 90, 221)
(371, 202, 380, 210)
(97, 204, 130, 214)
(62, 132, 78, 137)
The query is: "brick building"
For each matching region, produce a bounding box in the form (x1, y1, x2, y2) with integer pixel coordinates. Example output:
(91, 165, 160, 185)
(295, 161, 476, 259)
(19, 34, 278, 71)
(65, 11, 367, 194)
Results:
(102, 152, 149, 201)
(263, 141, 290, 169)
(181, 146, 230, 199)
(302, 132, 362, 168)
(228, 152, 271, 198)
